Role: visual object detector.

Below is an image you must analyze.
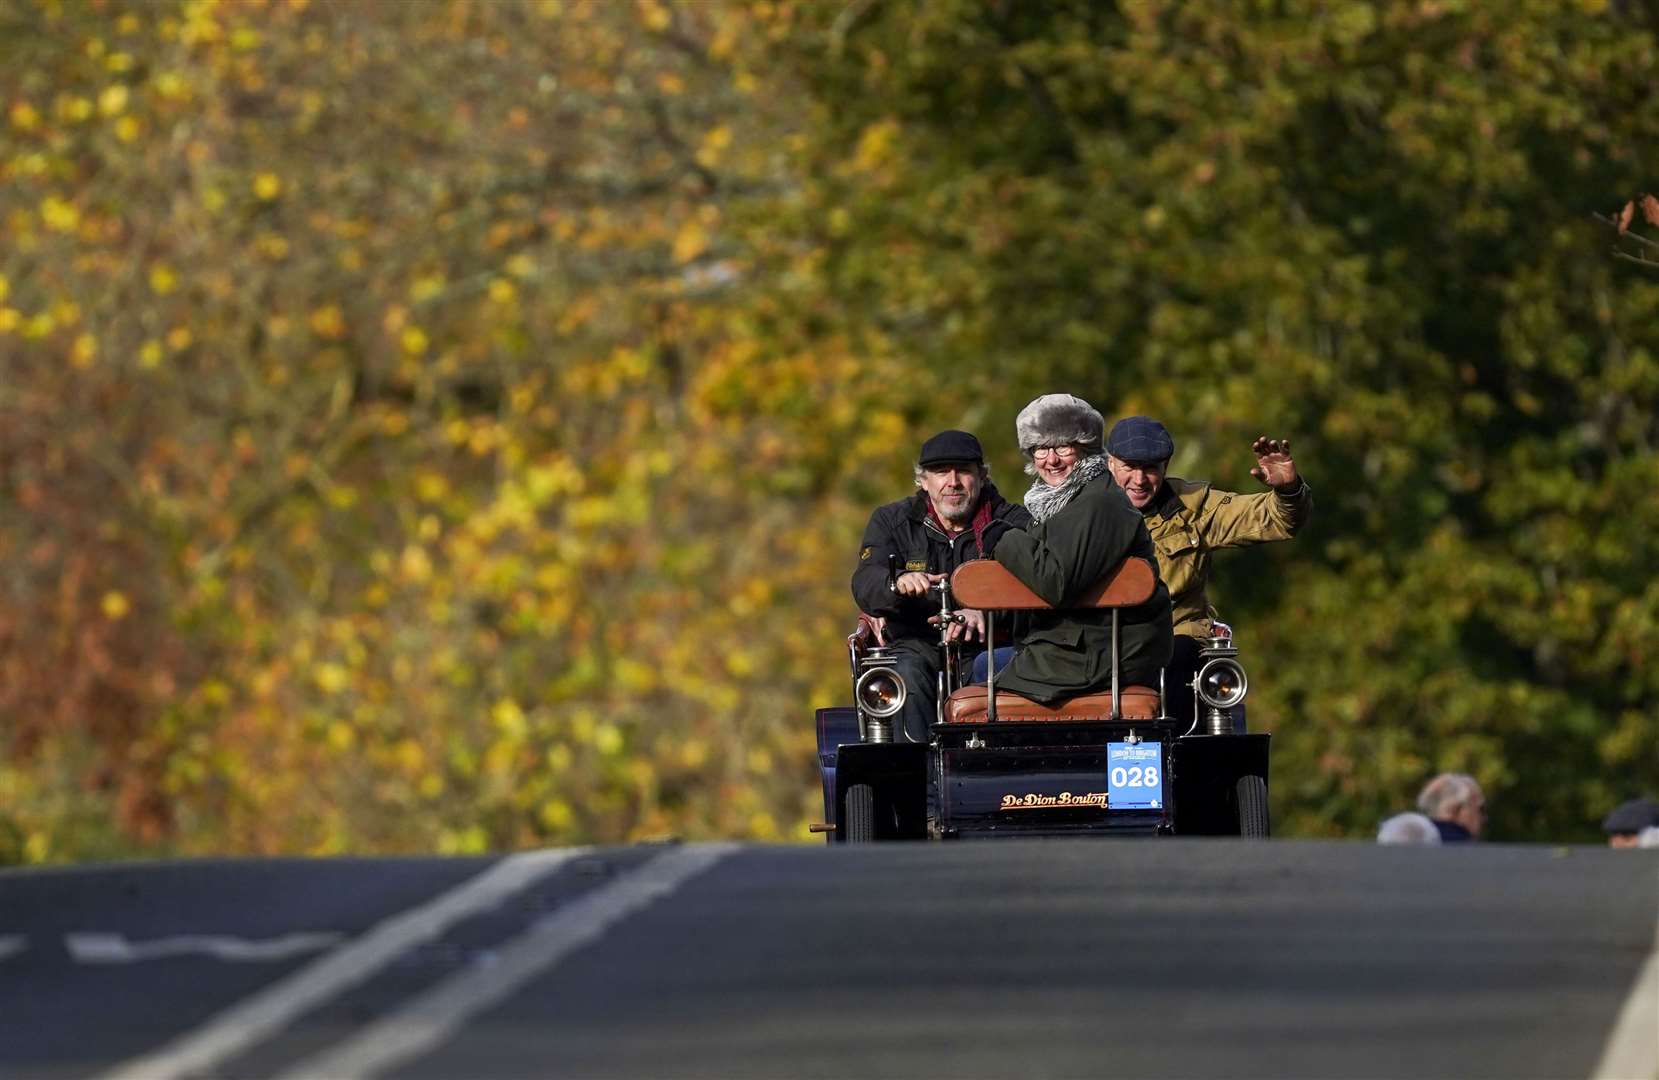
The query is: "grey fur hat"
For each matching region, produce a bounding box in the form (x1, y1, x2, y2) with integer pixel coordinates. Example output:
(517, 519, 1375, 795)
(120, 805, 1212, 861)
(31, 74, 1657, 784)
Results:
(1015, 393, 1105, 454)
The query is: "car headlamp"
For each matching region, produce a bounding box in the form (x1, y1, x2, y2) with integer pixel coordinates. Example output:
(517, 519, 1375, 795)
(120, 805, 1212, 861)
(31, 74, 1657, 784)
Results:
(855, 666, 907, 719)
(1195, 657, 1248, 710)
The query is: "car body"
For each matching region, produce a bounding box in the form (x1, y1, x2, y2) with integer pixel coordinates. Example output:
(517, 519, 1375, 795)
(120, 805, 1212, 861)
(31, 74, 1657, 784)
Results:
(816, 558, 1271, 841)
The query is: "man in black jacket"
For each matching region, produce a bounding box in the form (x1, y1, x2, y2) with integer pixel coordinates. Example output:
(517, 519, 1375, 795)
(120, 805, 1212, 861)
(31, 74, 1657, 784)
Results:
(852, 430, 1031, 742)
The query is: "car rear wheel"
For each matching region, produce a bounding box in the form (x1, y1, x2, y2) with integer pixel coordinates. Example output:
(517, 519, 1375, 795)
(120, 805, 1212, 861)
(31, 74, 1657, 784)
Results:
(1236, 775, 1270, 838)
(843, 783, 877, 843)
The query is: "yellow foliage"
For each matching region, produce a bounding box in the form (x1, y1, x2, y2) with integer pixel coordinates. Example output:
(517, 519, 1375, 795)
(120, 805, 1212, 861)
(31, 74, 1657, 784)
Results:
(666, 218, 706, 263)
(538, 799, 574, 830)
(252, 172, 283, 201)
(314, 663, 350, 695)
(399, 544, 433, 583)
(10, 102, 40, 131)
(491, 698, 528, 738)
(101, 591, 131, 620)
(40, 196, 80, 232)
(696, 124, 733, 168)
(307, 304, 345, 338)
(852, 118, 901, 173)
(71, 333, 97, 368)
(98, 84, 130, 116)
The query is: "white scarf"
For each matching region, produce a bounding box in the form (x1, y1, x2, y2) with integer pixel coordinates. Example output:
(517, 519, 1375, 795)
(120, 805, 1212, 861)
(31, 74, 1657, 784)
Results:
(1022, 453, 1111, 524)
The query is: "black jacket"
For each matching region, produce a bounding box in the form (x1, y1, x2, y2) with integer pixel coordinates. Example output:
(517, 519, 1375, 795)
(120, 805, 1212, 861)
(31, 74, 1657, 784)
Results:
(852, 483, 1031, 643)
(992, 474, 1173, 704)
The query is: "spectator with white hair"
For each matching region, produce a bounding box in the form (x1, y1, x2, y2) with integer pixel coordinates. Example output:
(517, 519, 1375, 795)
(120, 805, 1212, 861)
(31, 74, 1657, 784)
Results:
(1416, 772, 1486, 843)
(1377, 811, 1442, 846)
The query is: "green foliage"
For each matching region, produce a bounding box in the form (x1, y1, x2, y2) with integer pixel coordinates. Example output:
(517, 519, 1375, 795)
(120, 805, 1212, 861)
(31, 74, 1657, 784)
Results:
(766, 0, 1659, 841)
(3, 0, 1657, 859)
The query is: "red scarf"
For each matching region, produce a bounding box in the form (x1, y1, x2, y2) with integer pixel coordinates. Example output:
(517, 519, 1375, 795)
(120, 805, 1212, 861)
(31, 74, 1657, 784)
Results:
(928, 497, 995, 557)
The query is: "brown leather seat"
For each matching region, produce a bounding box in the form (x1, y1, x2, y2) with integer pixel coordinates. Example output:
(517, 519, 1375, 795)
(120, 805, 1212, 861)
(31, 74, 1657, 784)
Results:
(943, 683, 1161, 723)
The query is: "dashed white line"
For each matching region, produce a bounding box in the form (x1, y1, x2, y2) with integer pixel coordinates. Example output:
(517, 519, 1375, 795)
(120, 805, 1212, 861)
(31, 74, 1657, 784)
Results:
(273, 842, 740, 1080)
(1590, 867, 1659, 1080)
(97, 847, 583, 1080)
(66, 932, 344, 964)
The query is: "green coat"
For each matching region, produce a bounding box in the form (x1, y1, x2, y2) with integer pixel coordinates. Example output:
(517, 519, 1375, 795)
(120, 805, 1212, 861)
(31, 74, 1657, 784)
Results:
(1144, 477, 1312, 639)
(993, 474, 1173, 705)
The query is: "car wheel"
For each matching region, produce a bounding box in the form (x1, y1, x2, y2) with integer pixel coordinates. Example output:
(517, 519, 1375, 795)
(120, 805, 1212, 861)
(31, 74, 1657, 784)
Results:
(844, 783, 877, 843)
(1236, 775, 1270, 838)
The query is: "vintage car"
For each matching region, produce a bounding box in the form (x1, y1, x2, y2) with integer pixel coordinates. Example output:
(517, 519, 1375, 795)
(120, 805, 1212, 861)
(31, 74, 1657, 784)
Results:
(813, 557, 1270, 841)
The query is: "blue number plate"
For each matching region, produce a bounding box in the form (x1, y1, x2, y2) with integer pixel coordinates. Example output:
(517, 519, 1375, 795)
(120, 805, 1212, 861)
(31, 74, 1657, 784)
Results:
(1107, 741, 1163, 810)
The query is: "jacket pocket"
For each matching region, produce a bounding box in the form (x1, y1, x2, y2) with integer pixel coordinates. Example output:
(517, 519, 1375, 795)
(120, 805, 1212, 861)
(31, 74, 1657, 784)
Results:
(1025, 625, 1083, 649)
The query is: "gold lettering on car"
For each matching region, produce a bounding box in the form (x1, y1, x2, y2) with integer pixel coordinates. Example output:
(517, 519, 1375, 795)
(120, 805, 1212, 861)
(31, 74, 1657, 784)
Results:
(998, 791, 1110, 810)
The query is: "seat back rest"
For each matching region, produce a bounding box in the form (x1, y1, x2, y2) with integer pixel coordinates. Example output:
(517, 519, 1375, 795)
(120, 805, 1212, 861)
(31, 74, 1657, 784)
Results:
(950, 557, 1155, 611)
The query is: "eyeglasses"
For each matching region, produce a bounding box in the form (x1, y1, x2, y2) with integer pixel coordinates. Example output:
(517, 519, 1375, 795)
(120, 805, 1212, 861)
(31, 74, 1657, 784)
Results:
(1032, 446, 1080, 461)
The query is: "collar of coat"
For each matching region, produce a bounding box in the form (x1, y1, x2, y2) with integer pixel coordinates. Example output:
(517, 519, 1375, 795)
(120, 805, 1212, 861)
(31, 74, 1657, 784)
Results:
(909, 483, 1003, 556)
(1147, 476, 1211, 522)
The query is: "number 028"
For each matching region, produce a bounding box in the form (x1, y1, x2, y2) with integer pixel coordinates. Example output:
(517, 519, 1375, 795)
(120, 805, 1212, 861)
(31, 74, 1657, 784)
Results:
(1110, 765, 1159, 788)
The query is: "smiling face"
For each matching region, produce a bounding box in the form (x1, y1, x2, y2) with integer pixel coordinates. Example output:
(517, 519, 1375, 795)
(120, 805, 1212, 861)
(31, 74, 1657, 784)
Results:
(1107, 455, 1168, 509)
(918, 462, 984, 524)
(1031, 445, 1082, 487)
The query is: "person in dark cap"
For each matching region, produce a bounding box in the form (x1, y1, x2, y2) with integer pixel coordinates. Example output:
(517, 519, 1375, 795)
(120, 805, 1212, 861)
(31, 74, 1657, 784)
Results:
(851, 430, 1031, 742)
(1105, 417, 1312, 727)
(1602, 797, 1659, 848)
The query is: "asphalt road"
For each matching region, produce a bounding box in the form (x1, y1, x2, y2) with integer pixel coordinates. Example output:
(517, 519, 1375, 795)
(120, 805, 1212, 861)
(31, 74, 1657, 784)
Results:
(1, 840, 1654, 1080)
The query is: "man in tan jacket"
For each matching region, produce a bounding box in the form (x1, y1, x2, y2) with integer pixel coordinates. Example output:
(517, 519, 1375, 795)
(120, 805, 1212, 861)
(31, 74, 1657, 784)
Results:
(1105, 416, 1311, 728)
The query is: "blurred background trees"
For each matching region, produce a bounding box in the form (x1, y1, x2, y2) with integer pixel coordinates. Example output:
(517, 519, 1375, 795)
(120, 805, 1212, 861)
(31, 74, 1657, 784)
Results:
(3, 0, 1657, 860)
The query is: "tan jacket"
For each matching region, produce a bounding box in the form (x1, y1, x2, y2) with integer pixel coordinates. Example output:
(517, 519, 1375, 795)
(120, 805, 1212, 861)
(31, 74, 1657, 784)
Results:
(1145, 477, 1311, 638)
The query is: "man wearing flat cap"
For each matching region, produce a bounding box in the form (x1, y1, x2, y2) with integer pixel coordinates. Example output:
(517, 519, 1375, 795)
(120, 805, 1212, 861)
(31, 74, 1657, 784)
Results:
(1105, 416, 1312, 726)
(852, 430, 1031, 742)
(1602, 796, 1659, 848)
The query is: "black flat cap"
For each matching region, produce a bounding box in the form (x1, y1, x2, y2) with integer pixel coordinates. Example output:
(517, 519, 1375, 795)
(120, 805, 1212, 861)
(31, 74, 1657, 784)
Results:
(1602, 797, 1659, 835)
(918, 430, 984, 466)
(1107, 416, 1175, 462)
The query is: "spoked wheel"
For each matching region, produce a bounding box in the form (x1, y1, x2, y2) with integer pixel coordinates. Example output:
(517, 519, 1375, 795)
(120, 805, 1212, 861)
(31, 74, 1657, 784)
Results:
(1236, 774, 1270, 838)
(843, 783, 877, 843)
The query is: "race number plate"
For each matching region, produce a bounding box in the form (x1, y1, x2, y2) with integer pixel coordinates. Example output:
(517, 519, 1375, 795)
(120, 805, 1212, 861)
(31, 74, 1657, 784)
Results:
(1107, 741, 1163, 810)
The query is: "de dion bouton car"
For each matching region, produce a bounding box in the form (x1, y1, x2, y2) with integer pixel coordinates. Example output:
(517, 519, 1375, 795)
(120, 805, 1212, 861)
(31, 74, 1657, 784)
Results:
(813, 557, 1270, 841)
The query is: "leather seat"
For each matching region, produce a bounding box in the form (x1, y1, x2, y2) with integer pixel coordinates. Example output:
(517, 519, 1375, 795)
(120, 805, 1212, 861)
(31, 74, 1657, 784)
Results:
(943, 684, 1161, 723)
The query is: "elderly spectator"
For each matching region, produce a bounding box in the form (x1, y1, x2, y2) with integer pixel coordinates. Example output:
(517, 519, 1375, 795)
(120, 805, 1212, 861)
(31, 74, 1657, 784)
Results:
(1416, 773, 1486, 842)
(1377, 812, 1443, 846)
(1601, 797, 1659, 848)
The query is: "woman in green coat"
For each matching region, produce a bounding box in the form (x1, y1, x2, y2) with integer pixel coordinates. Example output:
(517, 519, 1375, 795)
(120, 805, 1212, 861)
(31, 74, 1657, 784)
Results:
(989, 394, 1173, 705)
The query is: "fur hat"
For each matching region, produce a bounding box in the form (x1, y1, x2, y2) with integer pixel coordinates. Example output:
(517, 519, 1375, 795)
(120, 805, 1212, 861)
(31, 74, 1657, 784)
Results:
(1015, 393, 1105, 454)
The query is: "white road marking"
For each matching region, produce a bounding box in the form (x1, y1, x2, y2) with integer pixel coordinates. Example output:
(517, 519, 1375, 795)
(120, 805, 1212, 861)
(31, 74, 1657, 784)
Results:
(67, 932, 344, 963)
(1590, 868, 1659, 1080)
(273, 842, 740, 1080)
(0, 935, 27, 961)
(98, 847, 583, 1080)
